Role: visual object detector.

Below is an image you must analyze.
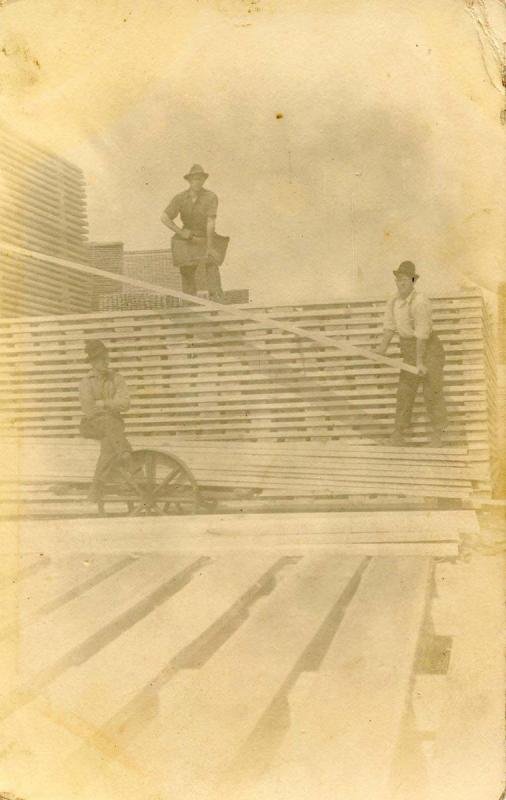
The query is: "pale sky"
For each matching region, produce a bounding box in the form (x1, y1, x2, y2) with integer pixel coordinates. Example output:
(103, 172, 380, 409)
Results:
(1, 0, 504, 304)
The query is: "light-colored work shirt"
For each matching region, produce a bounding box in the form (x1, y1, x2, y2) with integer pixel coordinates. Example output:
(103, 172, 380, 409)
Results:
(383, 290, 432, 340)
(79, 369, 130, 418)
(164, 188, 218, 236)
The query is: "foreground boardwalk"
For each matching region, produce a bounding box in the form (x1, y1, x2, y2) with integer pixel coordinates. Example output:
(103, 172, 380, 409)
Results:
(0, 513, 503, 800)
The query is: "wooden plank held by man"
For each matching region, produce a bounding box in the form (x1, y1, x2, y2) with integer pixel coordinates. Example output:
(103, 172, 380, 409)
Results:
(0, 240, 419, 376)
(160, 164, 230, 302)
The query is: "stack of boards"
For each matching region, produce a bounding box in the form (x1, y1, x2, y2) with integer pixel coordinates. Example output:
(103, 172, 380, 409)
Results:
(0, 290, 497, 499)
(496, 364, 506, 496)
(0, 124, 91, 317)
(0, 436, 476, 516)
(158, 439, 475, 506)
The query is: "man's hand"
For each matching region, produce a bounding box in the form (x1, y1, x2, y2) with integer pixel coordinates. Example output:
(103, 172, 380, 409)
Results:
(417, 364, 428, 376)
(377, 330, 394, 356)
(179, 229, 192, 240)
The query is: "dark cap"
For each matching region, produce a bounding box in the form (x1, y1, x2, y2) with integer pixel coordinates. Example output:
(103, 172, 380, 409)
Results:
(184, 164, 209, 181)
(393, 261, 418, 280)
(85, 339, 108, 362)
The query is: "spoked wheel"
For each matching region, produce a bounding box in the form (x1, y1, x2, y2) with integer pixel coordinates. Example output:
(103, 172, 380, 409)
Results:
(103, 449, 200, 516)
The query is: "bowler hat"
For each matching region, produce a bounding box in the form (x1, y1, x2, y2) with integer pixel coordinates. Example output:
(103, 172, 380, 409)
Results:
(393, 261, 418, 280)
(184, 164, 209, 181)
(85, 339, 108, 362)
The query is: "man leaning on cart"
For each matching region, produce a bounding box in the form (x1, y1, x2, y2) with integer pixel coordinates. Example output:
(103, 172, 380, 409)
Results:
(79, 339, 136, 501)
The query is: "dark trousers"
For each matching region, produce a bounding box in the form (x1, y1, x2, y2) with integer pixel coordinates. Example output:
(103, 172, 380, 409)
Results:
(180, 263, 224, 301)
(395, 334, 447, 433)
(80, 412, 132, 485)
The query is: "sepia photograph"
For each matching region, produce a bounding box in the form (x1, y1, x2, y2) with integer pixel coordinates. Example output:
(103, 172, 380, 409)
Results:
(0, 1, 505, 798)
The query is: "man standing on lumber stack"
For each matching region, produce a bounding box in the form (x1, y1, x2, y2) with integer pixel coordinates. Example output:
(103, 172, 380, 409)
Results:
(161, 164, 229, 302)
(376, 261, 447, 447)
(79, 340, 135, 501)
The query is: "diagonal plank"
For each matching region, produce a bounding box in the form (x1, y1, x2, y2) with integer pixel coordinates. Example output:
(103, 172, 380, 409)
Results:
(251, 557, 431, 800)
(0, 241, 418, 375)
(121, 555, 367, 798)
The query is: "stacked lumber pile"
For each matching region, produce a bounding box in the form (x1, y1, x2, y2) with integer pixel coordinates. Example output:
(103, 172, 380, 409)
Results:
(0, 124, 91, 316)
(153, 439, 475, 504)
(496, 366, 506, 496)
(480, 299, 501, 494)
(0, 290, 497, 496)
(496, 287, 506, 494)
(0, 437, 476, 515)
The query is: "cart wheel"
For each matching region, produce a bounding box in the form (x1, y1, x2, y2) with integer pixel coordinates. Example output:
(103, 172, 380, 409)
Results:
(116, 449, 199, 516)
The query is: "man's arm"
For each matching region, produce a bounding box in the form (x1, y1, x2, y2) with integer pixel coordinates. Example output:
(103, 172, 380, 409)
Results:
(160, 196, 191, 239)
(79, 377, 101, 417)
(161, 211, 191, 238)
(206, 216, 216, 255)
(205, 193, 219, 257)
(104, 374, 131, 413)
(377, 329, 395, 355)
(416, 338, 428, 374)
(377, 297, 396, 354)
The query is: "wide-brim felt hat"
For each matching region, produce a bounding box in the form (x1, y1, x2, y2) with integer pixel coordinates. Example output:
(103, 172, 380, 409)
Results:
(393, 260, 419, 280)
(85, 339, 108, 361)
(184, 164, 209, 180)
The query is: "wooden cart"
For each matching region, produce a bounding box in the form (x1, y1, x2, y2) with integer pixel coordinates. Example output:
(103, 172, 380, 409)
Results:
(54, 447, 256, 516)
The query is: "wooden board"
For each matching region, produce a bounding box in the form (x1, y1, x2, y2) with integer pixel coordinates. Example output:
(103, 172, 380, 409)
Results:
(0, 554, 135, 638)
(0, 510, 476, 555)
(21, 552, 289, 797)
(122, 554, 367, 797)
(251, 558, 430, 800)
(0, 436, 477, 508)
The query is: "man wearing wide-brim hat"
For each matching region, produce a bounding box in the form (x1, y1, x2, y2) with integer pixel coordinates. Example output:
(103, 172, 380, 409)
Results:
(79, 339, 134, 501)
(161, 165, 229, 301)
(376, 261, 447, 447)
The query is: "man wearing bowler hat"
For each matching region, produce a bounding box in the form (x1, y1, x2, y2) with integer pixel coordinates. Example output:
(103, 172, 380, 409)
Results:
(376, 261, 447, 447)
(79, 339, 134, 501)
(161, 164, 229, 301)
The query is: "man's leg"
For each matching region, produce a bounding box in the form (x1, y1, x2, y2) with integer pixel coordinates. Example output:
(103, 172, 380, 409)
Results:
(98, 413, 132, 474)
(206, 263, 224, 302)
(84, 413, 132, 497)
(392, 338, 420, 442)
(180, 264, 198, 297)
(394, 372, 420, 437)
(80, 417, 103, 500)
(423, 335, 447, 444)
(94, 436, 115, 483)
